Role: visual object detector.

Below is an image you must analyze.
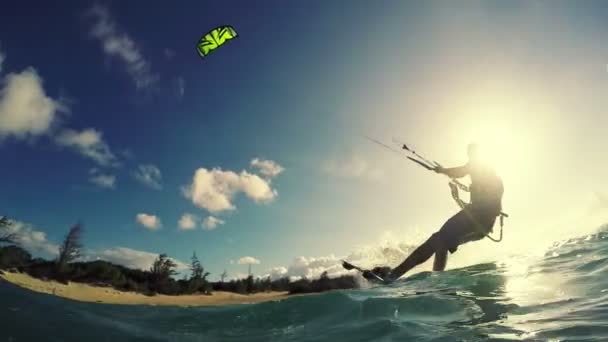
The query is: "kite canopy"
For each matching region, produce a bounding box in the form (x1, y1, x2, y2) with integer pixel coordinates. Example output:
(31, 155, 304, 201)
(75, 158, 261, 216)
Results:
(197, 26, 238, 58)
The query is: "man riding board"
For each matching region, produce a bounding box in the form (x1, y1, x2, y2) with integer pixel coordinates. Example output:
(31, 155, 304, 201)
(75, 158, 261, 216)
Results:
(361, 143, 504, 283)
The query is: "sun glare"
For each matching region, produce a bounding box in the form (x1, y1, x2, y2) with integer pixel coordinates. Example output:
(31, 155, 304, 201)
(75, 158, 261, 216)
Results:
(464, 121, 525, 183)
(444, 82, 550, 191)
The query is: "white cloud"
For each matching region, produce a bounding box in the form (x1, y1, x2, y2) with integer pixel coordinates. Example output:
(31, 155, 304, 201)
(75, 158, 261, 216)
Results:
(88, 247, 188, 272)
(202, 216, 225, 230)
(88, 5, 158, 89)
(228, 272, 250, 281)
(265, 266, 288, 279)
(89, 168, 115, 189)
(263, 232, 419, 281)
(238, 256, 260, 265)
(135, 213, 162, 231)
(0, 47, 119, 172)
(323, 155, 383, 181)
(3, 219, 59, 257)
(0, 48, 5, 73)
(178, 213, 197, 231)
(55, 128, 117, 166)
(134, 164, 162, 190)
(0, 68, 66, 139)
(283, 255, 343, 280)
(238, 172, 277, 202)
(251, 158, 284, 178)
(182, 167, 277, 213)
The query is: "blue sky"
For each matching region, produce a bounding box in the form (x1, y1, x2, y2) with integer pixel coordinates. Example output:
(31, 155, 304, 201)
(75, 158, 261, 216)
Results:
(2, 1, 608, 280)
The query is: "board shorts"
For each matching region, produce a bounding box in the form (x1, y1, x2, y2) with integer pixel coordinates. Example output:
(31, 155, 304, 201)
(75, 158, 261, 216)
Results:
(435, 205, 498, 254)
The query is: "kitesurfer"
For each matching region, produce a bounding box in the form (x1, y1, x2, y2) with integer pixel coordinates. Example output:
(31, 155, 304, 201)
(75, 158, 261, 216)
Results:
(382, 143, 504, 282)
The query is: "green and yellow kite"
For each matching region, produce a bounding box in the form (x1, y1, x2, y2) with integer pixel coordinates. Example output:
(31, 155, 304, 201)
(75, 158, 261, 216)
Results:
(197, 26, 238, 58)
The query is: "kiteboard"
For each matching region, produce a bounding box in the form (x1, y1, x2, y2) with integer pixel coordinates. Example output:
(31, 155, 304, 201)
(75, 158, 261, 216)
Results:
(341, 260, 390, 283)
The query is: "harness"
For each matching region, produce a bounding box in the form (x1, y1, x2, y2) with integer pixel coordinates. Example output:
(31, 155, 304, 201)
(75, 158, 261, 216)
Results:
(448, 181, 507, 242)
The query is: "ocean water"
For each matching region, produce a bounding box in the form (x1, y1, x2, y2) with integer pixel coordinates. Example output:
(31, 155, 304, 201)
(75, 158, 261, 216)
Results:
(2, 227, 608, 342)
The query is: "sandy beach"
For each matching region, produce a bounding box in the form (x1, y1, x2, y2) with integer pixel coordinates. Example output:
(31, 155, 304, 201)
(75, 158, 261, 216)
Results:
(0, 271, 289, 306)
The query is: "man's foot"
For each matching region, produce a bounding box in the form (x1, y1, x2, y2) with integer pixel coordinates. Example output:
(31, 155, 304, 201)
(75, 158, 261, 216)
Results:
(362, 266, 391, 282)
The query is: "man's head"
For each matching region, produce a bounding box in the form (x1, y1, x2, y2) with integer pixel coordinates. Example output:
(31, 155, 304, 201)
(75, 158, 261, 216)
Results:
(467, 143, 480, 163)
(467, 142, 498, 175)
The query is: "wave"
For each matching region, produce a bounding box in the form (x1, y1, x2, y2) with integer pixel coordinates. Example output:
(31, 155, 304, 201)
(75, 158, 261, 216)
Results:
(2, 224, 608, 341)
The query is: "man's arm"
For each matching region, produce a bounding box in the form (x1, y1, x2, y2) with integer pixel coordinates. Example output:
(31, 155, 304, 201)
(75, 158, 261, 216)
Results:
(435, 164, 469, 178)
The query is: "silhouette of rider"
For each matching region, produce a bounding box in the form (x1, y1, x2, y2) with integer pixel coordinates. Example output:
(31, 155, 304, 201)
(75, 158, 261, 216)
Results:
(370, 143, 504, 282)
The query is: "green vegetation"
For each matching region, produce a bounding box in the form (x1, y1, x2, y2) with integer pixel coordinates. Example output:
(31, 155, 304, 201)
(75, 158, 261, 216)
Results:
(213, 272, 357, 295)
(0, 216, 17, 245)
(0, 216, 359, 296)
(0, 245, 31, 270)
(188, 252, 211, 294)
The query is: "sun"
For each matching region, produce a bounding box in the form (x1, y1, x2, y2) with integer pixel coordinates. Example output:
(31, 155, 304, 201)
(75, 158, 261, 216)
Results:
(462, 119, 527, 184)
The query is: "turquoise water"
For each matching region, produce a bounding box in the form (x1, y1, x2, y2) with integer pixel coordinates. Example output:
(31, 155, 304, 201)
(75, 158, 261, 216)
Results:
(2, 227, 608, 341)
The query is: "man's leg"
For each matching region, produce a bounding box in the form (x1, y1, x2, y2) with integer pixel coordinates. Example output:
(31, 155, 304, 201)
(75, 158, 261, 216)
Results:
(387, 209, 471, 281)
(433, 248, 448, 271)
(387, 233, 441, 281)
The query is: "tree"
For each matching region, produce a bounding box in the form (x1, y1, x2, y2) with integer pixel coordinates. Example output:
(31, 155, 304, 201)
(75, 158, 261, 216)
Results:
(190, 252, 202, 279)
(150, 253, 177, 279)
(149, 254, 179, 294)
(0, 245, 31, 269)
(261, 276, 272, 292)
(57, 224, 83, 271)
(220, 270, 228, 283)
(246, 275, 255, 293)
(189, 252, 210, 293)
(0, 216, 17, 245)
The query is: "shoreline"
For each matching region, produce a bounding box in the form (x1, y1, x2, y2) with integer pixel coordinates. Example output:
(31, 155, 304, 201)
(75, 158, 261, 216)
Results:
(0, 271, 290, 306)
